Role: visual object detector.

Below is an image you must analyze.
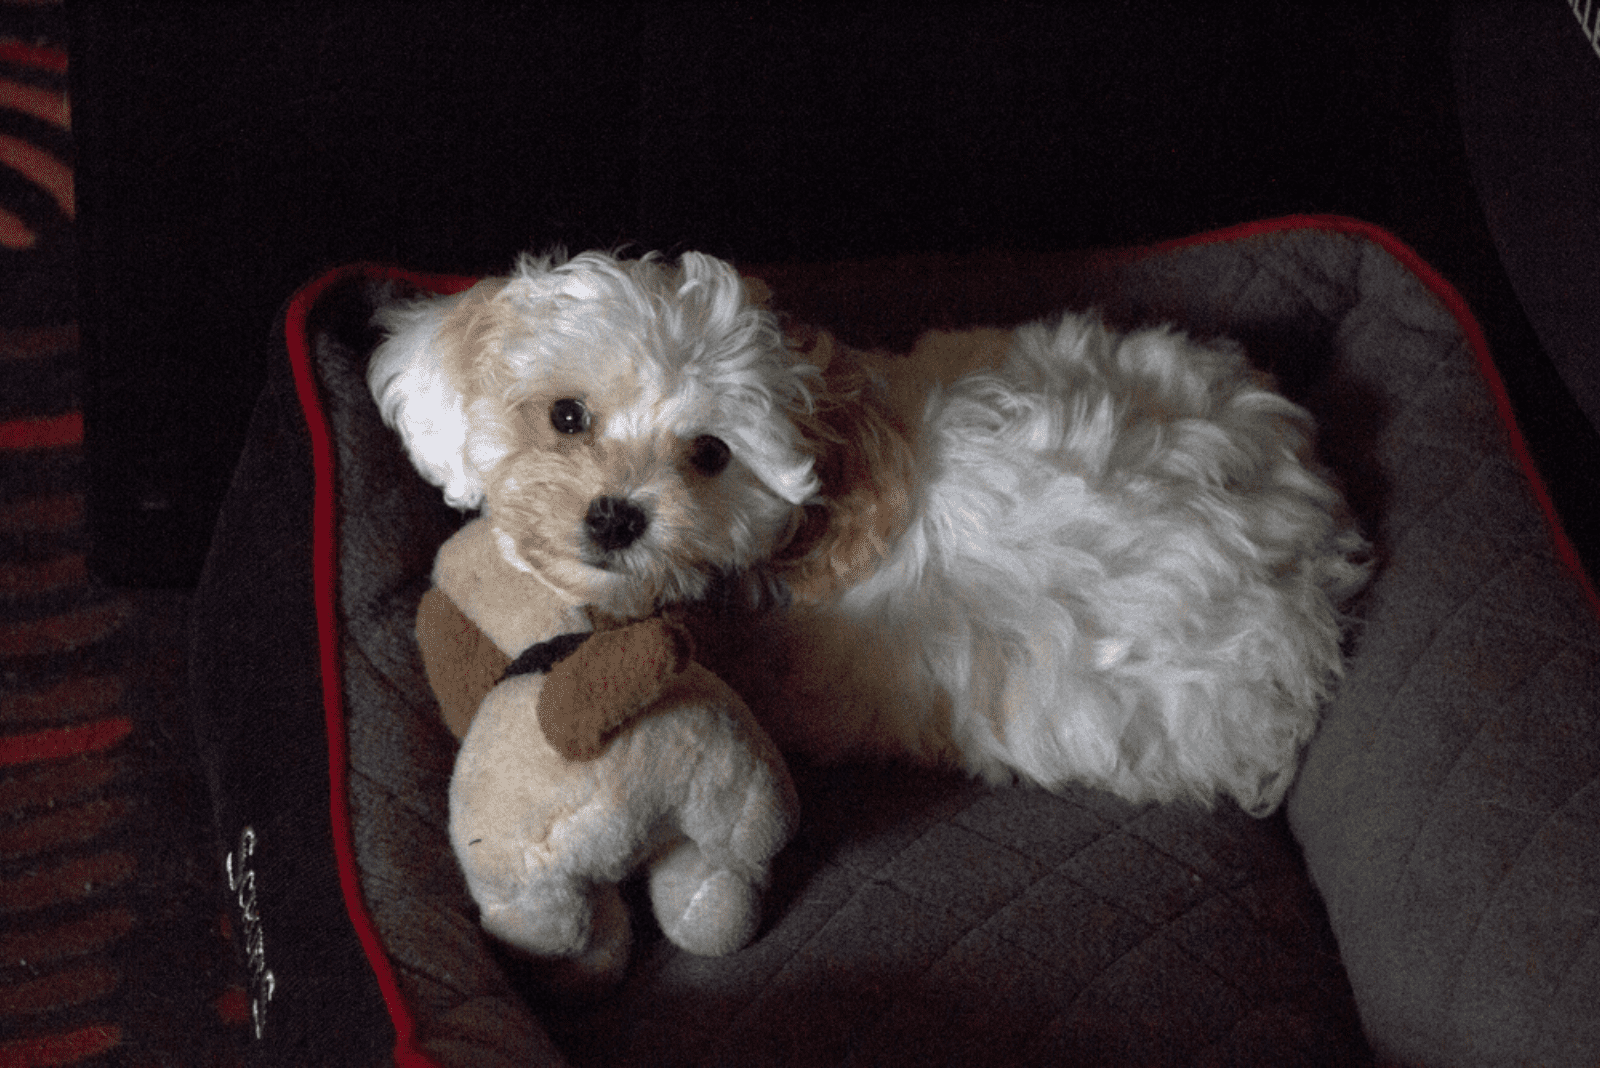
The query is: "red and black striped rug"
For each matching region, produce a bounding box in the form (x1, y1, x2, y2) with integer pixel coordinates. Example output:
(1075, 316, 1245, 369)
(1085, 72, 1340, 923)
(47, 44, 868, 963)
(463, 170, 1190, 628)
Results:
(3, 4, 250, 1064)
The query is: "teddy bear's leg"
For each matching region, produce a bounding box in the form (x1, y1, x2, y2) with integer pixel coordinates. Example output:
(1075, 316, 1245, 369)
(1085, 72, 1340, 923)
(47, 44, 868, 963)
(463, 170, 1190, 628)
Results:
(647, 838, 762, 956)
(473, 875, 633, 994)
(475, 872, 597, 959)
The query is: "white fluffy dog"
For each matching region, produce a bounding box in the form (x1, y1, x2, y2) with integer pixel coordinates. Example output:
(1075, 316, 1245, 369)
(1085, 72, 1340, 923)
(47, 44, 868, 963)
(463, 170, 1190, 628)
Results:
(370, 249, 1369, 816)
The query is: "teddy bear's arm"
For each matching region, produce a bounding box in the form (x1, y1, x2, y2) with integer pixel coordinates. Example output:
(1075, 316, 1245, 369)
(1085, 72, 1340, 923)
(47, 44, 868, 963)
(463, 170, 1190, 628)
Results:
(416, 587, 511, 740)
(538, 618, 694, 760)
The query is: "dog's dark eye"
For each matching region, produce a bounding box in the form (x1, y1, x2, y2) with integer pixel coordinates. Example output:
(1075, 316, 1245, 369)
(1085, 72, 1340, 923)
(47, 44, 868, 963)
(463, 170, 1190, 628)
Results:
(689, 435, 731, 476)
(550, 399, 590, 435)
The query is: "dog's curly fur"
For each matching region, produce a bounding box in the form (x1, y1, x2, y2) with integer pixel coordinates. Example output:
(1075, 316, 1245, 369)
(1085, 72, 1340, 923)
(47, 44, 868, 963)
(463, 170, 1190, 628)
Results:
(371, 249, 1370, 815)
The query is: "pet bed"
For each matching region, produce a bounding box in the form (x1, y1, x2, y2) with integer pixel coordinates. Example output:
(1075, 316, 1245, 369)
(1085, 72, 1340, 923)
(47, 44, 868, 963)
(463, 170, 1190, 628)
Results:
(188, 217, 1600, 1067)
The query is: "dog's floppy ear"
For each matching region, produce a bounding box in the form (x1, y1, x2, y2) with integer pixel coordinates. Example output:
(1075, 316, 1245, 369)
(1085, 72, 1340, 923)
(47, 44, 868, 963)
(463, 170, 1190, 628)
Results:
(723, 424, 821, 508)
(369, 276, 510, 509)
(774, 330, 919, 603)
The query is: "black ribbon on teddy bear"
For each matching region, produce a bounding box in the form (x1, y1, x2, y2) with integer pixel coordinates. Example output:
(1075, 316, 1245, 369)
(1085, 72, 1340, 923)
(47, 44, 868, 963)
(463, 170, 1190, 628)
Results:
(502, 631, 591, 680)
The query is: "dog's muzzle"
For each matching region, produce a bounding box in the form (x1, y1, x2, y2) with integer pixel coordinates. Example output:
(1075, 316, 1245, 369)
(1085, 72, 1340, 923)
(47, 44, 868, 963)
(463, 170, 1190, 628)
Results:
(585, 496, 650, 553)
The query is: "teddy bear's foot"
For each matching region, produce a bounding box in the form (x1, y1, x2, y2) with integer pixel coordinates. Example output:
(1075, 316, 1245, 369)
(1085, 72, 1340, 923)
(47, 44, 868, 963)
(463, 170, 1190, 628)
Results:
(478, 875, 631, 959)
(480, 879, 587, 957)
(648, 840, 762, 956)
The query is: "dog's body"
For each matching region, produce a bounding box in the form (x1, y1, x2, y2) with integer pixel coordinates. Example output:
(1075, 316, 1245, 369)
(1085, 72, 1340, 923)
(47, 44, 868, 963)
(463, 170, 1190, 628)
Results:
(371, 250, 1369, 817)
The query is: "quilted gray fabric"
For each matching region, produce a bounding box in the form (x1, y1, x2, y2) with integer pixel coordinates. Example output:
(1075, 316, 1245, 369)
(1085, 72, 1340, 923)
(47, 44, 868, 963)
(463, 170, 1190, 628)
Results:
(543, 765, 1363, 1068)
(309, 221, 1599, 1067)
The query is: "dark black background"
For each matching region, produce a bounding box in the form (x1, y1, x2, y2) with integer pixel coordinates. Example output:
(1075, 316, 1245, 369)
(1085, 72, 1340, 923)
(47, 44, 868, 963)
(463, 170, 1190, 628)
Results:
(68, 1, 1600, 587)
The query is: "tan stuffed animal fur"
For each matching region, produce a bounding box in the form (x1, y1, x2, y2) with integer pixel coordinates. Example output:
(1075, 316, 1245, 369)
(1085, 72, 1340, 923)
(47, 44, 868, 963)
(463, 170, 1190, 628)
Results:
(416, 517, 799, 989)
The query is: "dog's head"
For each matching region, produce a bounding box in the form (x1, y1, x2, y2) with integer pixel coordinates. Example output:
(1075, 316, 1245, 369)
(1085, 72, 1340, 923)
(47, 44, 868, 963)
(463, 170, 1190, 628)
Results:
(370, 250, 821, 616)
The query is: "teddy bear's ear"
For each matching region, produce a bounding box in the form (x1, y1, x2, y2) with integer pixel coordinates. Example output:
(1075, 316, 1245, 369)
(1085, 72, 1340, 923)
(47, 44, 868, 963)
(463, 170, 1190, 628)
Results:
(368, 277, 509, 510)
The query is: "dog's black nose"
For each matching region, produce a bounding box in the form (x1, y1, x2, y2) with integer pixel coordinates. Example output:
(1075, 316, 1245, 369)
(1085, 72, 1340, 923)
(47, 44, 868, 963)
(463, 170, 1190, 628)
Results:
(584, 496, 650, 552)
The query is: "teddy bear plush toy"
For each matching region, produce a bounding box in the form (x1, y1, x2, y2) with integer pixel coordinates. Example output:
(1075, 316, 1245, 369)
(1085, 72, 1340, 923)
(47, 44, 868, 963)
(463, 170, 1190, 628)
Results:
(413, 516, 800, 988)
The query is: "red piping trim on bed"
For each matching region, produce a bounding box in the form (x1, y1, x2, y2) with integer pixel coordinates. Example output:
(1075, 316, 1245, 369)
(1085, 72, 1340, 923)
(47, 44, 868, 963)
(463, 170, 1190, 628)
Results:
(284, 263, 475, 1068)
(1109, 214, 1600, 621)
